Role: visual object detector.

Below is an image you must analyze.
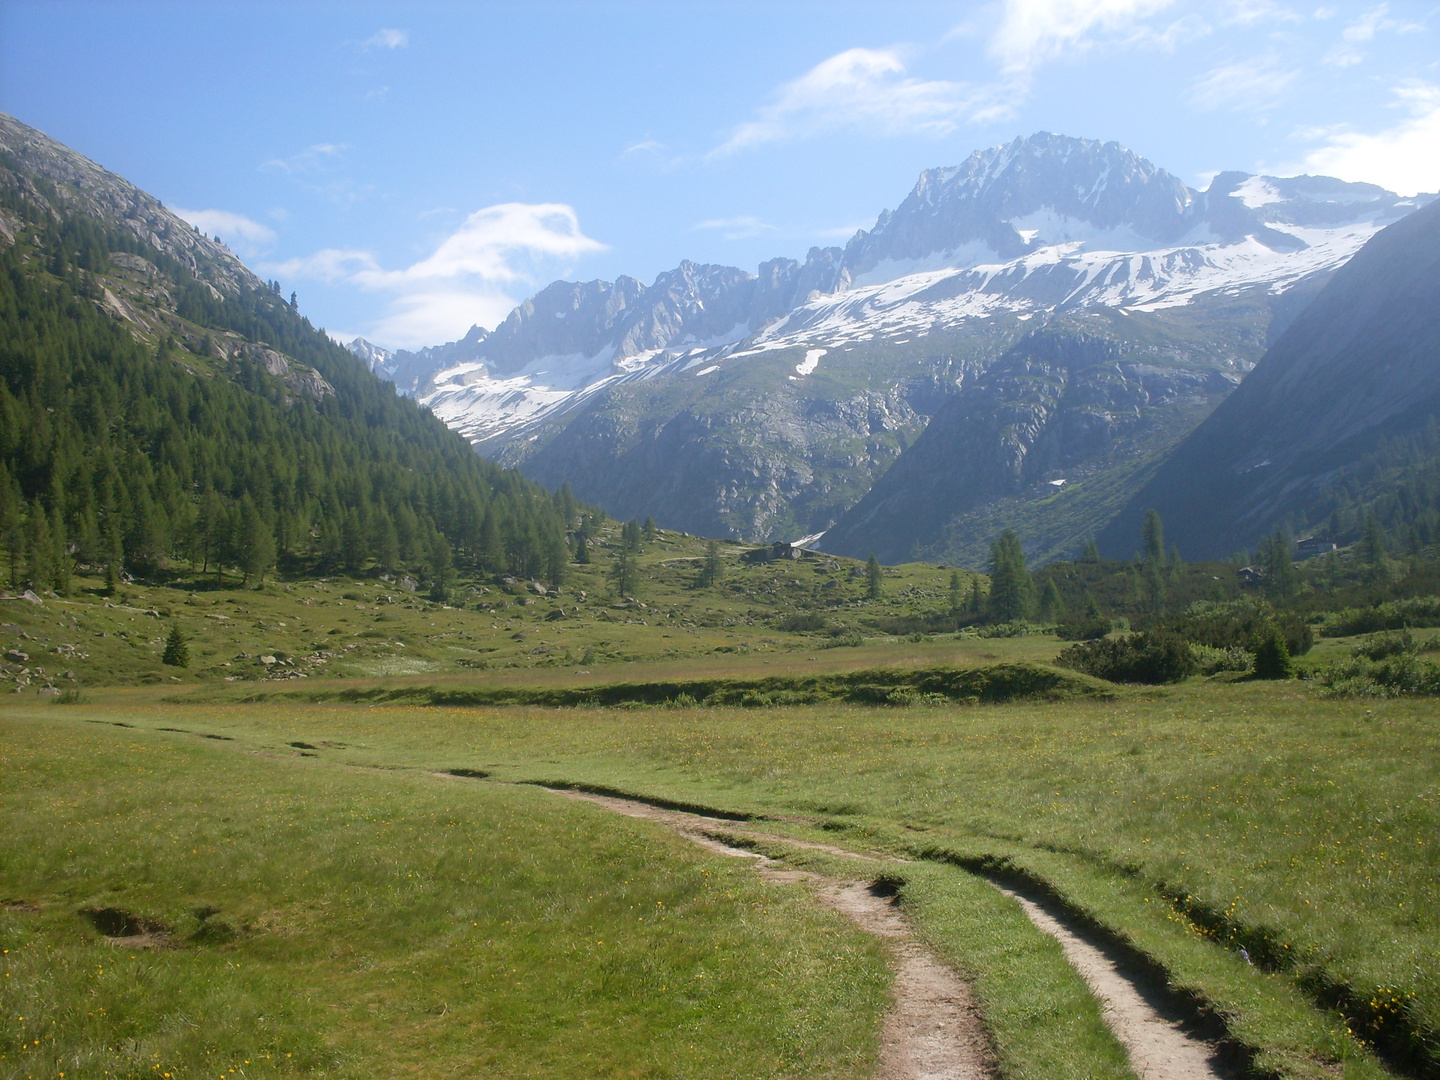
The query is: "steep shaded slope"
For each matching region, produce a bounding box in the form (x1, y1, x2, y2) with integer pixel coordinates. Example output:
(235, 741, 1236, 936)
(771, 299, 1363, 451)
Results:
(0, 113, 572, 588)
(1099, 198, 1440, 560)
(823, 307, 1245, 564)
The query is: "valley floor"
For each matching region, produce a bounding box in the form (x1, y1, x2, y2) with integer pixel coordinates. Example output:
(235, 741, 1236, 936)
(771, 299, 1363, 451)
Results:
(3, 667, 1435, 1080)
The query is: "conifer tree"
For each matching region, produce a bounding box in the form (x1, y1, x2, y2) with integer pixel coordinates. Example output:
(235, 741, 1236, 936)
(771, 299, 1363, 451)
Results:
(612, 546, 636, 597)
(697, 539, 722, 588)
(1142, 510, 1165, 564)
(642, 516, 657, 543)
(162, 625, 189, 668)
(949, 569, 964, 614)
(986, 529, 1031, 622)
(866, 554, 883, 600)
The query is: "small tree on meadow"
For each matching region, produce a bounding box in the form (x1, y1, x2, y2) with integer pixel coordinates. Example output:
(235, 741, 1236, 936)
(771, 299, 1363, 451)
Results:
(697, 539, 723, 588)
(866, 554, 883, 600)
(162, 625, 189, 668)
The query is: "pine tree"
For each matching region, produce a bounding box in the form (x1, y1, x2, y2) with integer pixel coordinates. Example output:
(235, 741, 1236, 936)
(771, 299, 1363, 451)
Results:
(697, 539, 722, 588)
(1081, 538, 1101, 563)
(949, 569, 964, 614)
(1039, 577, 1065, 621)
(986, 529, 1031, 622)
(623, 518, 642, 552)
(642, 516, 657, 543)
(1359, 514, 1387, 566)
(612, 546, 636, 597)
(866, 554, 883, 600)
(428, 531, 453, 601)
(1142, 509, 1165, 564)
(162, 624, 189, 668)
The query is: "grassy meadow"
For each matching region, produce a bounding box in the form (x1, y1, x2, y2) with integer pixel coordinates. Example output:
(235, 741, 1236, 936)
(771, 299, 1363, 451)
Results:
(4, 528, 1439, 1080)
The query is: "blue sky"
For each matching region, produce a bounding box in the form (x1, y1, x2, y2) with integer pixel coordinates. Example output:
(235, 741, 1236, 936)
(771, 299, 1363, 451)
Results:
(3, 1, 1438, 348)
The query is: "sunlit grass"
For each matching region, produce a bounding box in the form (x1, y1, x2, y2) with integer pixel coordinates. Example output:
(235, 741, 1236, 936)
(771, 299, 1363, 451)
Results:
(0, 715, 889, 1079)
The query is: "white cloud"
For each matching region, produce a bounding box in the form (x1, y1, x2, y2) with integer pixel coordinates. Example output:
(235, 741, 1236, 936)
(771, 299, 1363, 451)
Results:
(1191, 54, 1299, 111)
(712, 47, 1013, 156)
(264, 203, 606, 348)
(1300, 81, 1440, 196)
(363, 28, 408, 50)
(989, 0, 1176, 72)
(692, 216, 775, 240)
(171, 207, 276, 247)
(261, 143, 347, 175)
(267, 248, 378, 283)
(1323, 4, 1424, 67)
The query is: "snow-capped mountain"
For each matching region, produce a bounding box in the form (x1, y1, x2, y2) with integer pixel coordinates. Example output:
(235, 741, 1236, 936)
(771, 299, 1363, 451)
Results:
(352, 133, 1426, 452)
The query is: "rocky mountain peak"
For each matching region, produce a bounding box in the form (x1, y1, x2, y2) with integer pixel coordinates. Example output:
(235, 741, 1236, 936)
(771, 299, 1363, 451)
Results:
(841, 132, 1201, 279)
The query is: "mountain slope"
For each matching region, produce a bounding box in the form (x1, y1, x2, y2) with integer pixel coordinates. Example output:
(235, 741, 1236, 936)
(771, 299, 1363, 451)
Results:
(354, 132, 1425, 551)
(1098, 197, 1440, 560)
(0, 113, 573, 590)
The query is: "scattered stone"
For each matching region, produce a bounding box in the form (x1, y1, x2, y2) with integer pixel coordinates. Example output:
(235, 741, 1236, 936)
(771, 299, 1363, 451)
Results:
(4, 649, 27, 662)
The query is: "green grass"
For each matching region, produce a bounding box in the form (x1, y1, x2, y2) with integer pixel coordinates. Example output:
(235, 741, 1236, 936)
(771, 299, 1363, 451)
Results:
(0, 715, 890, 1080)
(5, 562, 1439, 1080)
(25, 676, 1422, 1080)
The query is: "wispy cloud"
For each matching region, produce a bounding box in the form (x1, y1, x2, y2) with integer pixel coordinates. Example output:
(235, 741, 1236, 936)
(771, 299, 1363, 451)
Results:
(711, 47, 1014, 156)
(1300, 80, 1440, 196)
(989, 0, 1177, 73)
(692, 216, 775, 240)
(265, 203, 606, 348)
(1191, 53, 1299, 111)
(362, 28, 408, 50)
(1324, 4, 1424, 67)
(172, 207, 276, 245)
(261, 142, 348, 176)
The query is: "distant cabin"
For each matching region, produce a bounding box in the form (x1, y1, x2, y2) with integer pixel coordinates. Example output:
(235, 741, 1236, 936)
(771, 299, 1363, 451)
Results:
(1295, 536, 1337, 560)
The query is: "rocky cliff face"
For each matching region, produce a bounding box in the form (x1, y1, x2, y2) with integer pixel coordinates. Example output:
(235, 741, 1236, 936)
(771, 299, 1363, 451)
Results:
(0, 112, 336, 402)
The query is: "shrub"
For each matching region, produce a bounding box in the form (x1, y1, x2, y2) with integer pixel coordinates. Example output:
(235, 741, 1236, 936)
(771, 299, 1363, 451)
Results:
(778, 612, 828, 632)
(1352, 629, 1417, 660)
(1317, 654, 1440, 697)
(1160, 599, 1312, 656)
(1056, 631, 1196, 684)
(978, 621, 1034, 639)
(1055, 615, 1112, 641)
(1323, 596, 1440, 637)
(1191, 644, 1253, 676)
(1251, 627, 1294, 680)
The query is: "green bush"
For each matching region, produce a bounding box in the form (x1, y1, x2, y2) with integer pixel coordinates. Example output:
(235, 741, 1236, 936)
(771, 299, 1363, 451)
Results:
(1055, 615, 1111, 641)
(777, 612, 828, 632)
(1317, 653, 1440, 697)
(1251, 627, 1294, 680)
(1191, 644, 1253, 676)
(1323, 596, 1440, 637)
(1160, 599, 1313, 656)
(1056, 631, 1197, 684)
(1352, 629, 1416, 660)
(977, 621, 1035, 639)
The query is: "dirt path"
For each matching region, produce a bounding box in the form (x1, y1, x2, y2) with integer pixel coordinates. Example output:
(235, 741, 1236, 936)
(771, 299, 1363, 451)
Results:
(995, 885, 1224, 1080)
(477, 780, 1226, 1080)
(549, 788, 993, 1080)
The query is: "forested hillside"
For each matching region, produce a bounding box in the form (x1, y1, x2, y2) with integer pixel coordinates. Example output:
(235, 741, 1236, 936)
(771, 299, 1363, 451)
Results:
(0, 119, 577, 595)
